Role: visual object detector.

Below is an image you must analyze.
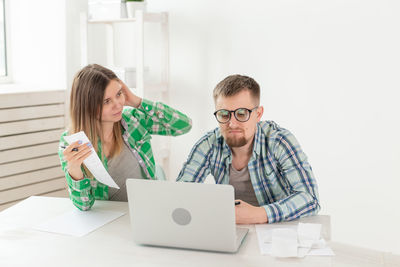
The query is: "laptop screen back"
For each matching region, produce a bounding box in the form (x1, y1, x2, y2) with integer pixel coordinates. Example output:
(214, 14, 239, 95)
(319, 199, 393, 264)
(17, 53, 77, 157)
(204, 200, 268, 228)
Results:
(126, 179, 238, 252)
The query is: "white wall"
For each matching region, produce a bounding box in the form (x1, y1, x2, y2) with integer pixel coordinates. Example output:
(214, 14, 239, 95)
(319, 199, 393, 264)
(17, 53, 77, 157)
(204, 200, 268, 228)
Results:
(8, 0, 66, 89)
(145, 0, 400, 254)
(12, 0, 398, 254)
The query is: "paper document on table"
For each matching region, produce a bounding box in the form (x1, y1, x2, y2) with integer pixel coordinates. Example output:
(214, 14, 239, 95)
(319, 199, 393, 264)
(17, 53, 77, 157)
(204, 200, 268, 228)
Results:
(271, 228, 298, 257)
(64, 131, 119, 189)
(32, 209, 125, 237)
(255, 223, 335, 258)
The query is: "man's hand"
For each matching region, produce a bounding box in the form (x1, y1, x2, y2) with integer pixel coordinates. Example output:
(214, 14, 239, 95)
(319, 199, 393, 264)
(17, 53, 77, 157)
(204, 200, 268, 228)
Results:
(119, 80, 142, 108)
(235, 199, 268, 224)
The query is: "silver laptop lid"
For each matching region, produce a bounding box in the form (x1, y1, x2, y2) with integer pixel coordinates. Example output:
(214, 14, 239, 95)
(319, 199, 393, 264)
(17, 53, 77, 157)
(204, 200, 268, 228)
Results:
(126, 179, 239, 252)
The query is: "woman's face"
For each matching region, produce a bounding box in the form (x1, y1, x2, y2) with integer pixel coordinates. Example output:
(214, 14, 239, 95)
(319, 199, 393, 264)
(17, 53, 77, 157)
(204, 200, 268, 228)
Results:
(101, 79, 125, 123)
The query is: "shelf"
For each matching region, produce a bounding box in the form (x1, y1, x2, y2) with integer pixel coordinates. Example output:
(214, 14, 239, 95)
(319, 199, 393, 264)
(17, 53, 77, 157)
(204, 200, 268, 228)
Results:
(81, 9, 171, 175)
(145, 83, 168, 93)
(88, 12, 167, 24)
(128, 83, 168, 97)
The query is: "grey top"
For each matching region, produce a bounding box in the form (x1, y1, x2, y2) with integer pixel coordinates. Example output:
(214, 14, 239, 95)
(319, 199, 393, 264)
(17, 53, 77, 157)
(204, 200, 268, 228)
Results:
(229, 164, 259, 206)
(107, 142, 145, 201)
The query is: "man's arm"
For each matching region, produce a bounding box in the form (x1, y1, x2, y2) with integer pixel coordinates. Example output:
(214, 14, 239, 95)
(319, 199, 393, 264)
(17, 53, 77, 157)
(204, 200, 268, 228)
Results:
(176, 134, 214, 183)
(263, 129, 320, 223)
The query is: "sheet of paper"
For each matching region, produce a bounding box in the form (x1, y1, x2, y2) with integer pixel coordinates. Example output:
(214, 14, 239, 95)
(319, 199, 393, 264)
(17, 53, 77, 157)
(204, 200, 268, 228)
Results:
(32, 209, 125, 237)
(307, 246, 335, 256)
(255, 224, 335, 258)
(271, 228, 298, 257)
(64, 131, 119, 189)
(298, 223, 321, 243)
(297, 223, 322, 257)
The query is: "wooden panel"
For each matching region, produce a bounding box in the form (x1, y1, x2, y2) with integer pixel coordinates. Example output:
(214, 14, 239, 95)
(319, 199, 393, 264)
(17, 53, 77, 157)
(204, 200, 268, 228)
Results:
(0, 155, 61, 178)
(0, 90, 65, 109)
(0, 104, 65, 123)
(0, 90, 67, 211)
(0, 129, 64, 150)
(0, 166, 64, 191)
(0, 117, 64, 136)
(40, 188, 69, 198)
(0, 177, 67, 205)
(0, 142, 60, 164)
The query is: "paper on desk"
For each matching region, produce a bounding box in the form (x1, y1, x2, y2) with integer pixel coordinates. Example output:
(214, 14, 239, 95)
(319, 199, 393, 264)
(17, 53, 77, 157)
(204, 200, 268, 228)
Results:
(298, 222, 321, 244)
(297, 223, 322, 257)
(271, 228, 298, 257)
(64, 131, 119, 189)
(32, 209, 125, 237)
(255, 223, 335, 258)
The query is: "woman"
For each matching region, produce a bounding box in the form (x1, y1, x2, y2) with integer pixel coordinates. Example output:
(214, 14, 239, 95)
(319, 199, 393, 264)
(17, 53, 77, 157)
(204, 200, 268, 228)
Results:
(58, 64, 192, 210)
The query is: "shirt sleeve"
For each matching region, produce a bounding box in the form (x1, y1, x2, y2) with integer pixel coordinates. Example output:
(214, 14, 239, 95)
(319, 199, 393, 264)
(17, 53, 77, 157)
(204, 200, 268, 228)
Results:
(58, 132, 95, 211)
(262, 129, 320, 223)
(176, 135, 213, 183)
(130, 99, 192, 136)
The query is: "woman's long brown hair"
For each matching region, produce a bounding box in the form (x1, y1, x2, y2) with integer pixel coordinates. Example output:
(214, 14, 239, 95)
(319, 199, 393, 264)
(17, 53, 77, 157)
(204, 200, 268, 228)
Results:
(69, 64, 123, 163)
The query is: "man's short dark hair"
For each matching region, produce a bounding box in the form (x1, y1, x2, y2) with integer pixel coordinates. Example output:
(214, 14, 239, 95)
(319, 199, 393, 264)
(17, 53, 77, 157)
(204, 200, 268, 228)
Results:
(213, 74, 260, 104)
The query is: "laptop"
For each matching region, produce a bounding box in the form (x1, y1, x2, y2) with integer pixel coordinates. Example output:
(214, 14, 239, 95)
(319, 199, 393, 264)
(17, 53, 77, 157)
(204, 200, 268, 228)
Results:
(126, 179, 249, 253)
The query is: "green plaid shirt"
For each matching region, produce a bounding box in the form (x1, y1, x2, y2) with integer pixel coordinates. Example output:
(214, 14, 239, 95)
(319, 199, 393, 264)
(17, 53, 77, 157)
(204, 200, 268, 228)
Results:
(58, 99, 192, 210)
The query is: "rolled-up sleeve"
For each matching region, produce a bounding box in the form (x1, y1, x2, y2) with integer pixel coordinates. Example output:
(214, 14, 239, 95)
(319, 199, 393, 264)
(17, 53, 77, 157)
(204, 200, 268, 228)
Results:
(263, 130, 320, 223)
(134, 99, 192, 136)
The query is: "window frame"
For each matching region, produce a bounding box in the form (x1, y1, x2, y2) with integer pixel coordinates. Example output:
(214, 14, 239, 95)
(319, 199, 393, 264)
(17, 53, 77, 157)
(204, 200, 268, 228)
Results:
(0, 0, 11, 83)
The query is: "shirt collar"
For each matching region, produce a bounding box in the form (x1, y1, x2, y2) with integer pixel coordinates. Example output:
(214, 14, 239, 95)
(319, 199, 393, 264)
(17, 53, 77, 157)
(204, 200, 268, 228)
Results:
(215, 128, 232, 160)
(253, 123, 262, 157)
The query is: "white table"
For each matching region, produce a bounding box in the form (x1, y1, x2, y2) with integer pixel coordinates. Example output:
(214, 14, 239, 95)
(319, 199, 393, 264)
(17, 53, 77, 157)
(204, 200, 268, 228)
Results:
(0, 196, 398, 267)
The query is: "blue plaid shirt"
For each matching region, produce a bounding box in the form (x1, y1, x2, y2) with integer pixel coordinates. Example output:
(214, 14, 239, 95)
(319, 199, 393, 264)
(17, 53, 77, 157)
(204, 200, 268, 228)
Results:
(177, 121, 320, 223)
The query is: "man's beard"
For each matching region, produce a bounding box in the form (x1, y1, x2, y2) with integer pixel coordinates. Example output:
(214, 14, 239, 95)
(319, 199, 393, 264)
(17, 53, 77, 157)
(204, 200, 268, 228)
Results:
(225, 135, 248, 147)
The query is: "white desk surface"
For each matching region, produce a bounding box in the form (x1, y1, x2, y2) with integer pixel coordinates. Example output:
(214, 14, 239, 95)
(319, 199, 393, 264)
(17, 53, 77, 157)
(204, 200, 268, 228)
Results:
(0, 196, 398, 267)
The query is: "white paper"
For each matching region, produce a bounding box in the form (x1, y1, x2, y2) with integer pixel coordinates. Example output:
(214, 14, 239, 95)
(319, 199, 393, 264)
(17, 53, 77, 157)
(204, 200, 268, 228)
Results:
(255, 223, 335, 258)
(64, 131, 119, 189)
(307, 246, 335, 256)
(271, 228, 298, 257)
(297, 223, 322, 257)
(32, 209, 125, 237)
(298, 223, 321, 243)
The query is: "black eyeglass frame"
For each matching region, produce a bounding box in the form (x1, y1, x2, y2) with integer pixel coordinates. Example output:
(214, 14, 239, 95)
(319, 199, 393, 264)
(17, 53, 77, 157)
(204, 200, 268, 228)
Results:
(213, 107, 258, 123)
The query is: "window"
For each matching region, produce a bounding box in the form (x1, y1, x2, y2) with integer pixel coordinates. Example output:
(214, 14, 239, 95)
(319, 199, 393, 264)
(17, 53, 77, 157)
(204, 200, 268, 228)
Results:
(0, 0, 8, 80)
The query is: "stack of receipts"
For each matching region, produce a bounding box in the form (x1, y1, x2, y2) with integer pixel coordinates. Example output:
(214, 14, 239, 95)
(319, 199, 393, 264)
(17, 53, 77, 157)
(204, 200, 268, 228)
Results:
(255, 223, 335, 258)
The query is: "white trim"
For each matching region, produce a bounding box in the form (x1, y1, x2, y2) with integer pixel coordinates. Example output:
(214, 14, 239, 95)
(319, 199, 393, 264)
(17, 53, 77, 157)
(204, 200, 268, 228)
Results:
(0, 0, 11, 84)
(79, 11, 88, 67)
(135, 10, 144, 94)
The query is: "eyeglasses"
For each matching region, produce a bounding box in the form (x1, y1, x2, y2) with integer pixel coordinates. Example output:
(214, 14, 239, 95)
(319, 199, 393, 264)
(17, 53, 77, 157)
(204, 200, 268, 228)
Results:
(213, 107, 258, 123)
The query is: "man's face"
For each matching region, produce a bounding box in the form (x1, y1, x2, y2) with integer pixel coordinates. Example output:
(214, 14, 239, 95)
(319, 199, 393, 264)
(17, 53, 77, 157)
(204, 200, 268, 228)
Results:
(215, 90, 263, 148)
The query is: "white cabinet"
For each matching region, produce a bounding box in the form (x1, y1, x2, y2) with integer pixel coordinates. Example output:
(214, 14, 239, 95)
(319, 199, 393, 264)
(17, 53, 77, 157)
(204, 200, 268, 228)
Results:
(80, 10, 172, 177)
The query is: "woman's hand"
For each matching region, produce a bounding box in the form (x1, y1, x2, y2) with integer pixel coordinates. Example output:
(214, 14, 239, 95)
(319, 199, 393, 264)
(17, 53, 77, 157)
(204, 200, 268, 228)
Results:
(119, 80, 142, 108)
(62, 141, 93, 181)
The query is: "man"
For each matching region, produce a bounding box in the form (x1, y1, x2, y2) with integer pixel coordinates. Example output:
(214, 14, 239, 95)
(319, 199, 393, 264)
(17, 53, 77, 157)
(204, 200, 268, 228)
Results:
(177, 75, 320, 224)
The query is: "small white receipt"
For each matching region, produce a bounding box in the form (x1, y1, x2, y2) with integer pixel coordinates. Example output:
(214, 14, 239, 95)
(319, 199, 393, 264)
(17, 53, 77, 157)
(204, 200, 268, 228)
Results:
(256, 223, 335, 258)
(271, 228, 298, 257)
(32, 209, 125, 237)
(64, 131, 119, 189)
